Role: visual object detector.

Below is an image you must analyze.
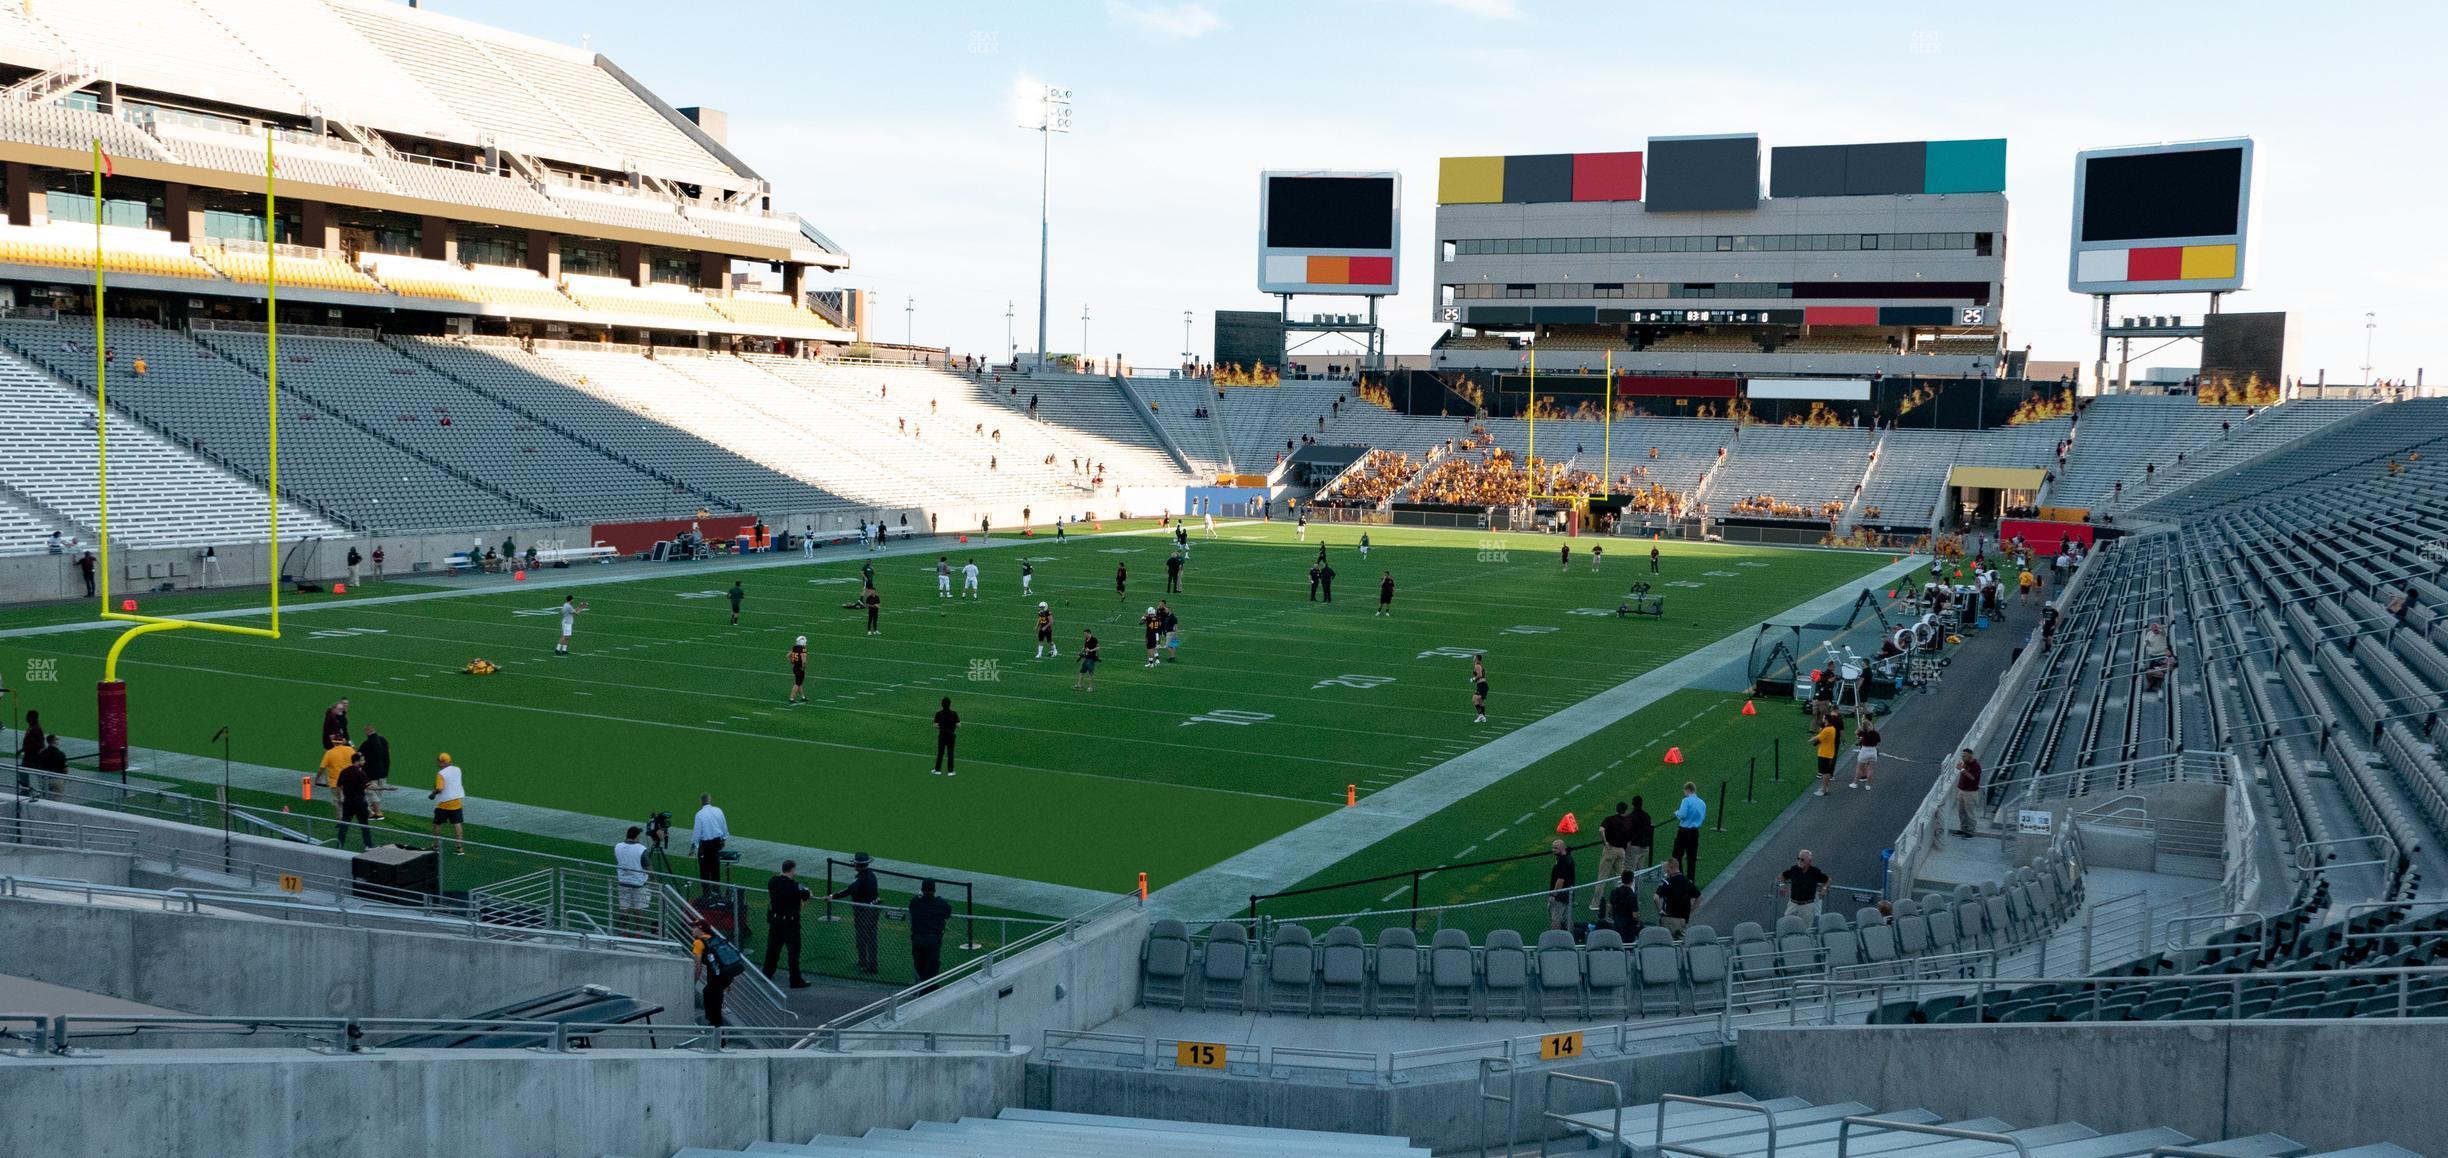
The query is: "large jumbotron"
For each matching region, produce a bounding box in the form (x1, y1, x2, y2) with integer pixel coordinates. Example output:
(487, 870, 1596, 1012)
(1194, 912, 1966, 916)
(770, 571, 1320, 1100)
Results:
(0, 3, 2441, 1156)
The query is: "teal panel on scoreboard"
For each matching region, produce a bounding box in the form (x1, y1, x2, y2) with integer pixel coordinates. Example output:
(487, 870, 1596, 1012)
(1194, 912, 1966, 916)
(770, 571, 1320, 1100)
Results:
(1923, 138, 2006, 194)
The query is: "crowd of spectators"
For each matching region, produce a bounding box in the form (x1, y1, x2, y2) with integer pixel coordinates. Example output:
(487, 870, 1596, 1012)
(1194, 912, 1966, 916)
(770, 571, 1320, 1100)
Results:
(1317, 449, 1421, 506)
(1727, 494, 1847, 520)
(1408, 448, 1600, 506)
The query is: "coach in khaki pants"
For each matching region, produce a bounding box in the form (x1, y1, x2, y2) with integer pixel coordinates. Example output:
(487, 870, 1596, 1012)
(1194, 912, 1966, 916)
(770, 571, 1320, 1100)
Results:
(1590, 802, 1636, 913)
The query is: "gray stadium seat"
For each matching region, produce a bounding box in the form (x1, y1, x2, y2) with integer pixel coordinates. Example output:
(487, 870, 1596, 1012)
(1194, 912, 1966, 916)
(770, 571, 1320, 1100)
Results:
(1923, 895, 1960, 959)
(1855, 907, 1900, 968)
(1316, 926, 1368, 1015)
(1428, 929, 1476, 1019)
(1141, 919, 1191, 1008)
(1583, 928, 1631, 1017)
(1729, 921, 1776, 986)
(1200, 923, 1249, 1011)
(1683, 924, 1730, 1012)
(1774, 915, 1819, 973)
(1816, 911, 1862, 970)
(1482, 929, 1530, 1019)
(1264, 925, 1316, 1016)
(1534, 929, 1585, 1018)
(1633, 925, 1684, 1015)
(1371, 928, 1422, 1017)
(1891, 898, 1930, 958)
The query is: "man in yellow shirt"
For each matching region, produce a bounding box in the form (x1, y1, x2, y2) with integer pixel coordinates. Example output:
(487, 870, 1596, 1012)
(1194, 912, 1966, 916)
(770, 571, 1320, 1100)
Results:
(429, 753, 467, 855)
(2017, 568, 2038, 605)
(317, 740, 356, 792)
(1812, 718, 1839, 798)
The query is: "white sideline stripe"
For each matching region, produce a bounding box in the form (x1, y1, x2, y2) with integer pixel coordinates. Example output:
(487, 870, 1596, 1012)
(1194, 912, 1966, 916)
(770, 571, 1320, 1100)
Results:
(79, 739, 1118, 918)
(1146, 553, 1929, 919)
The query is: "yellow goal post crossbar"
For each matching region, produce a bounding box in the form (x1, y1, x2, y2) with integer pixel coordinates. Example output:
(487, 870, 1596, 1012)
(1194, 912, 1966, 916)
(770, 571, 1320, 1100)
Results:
(93, 134, 282, 681)
(1525, 348, 1613, 502)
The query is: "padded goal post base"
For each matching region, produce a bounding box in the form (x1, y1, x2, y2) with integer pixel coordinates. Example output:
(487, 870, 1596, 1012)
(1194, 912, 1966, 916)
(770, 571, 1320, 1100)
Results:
(97, 679, 128, 773)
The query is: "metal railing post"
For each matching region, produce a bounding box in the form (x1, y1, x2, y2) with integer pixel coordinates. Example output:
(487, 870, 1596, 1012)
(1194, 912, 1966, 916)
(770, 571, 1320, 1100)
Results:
(1541, 1072, 1623, 1158)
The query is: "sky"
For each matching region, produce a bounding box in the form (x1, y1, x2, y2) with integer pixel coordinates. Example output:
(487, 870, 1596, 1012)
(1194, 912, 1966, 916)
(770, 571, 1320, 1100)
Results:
(443, 0, 2445, 384)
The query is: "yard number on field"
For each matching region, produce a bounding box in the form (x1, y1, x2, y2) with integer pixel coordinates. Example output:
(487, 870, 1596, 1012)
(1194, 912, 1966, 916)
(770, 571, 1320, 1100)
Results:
(308, 627, 389, 640)
(1502, 625, 1558, 635)
(1182, 708, 1273, 727)
(1539, 1030, 1584, 1060)
(1313, 674, 1394, 690)
(1416, 646, 1481, 660)
(676, 590, 730, 599)
(1176, 1040, 1227, 1069)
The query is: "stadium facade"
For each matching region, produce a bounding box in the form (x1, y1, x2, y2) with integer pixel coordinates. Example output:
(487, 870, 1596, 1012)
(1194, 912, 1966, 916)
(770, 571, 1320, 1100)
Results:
(1433, 134, 2007, 383)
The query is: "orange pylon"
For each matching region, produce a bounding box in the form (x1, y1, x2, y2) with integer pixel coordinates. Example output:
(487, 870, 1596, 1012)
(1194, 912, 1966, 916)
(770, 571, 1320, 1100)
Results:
(1137, 872, 1148, 901)
(300, 776, 313, 801)
(1741, 700, 1757, 716)
(1346, 784, 1357, 807)
(1663, 746, 1685, 765)
(1556, 811, 1580, 834)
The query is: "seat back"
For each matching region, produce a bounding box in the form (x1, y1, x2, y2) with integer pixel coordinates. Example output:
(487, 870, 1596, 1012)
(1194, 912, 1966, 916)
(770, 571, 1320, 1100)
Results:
(1483, 929, 1529, 990)
(1430, 928, 1475, 989)
(1584, 929, 1630, 989)
(1269, 924, 1316, 984)
(1855, 907, 1899, 963)
(1775, 915, 1819, 970)
(1634, 925, 1682, 984)
(1535, 930, 1581, 989)
(1203, 923, 1249, 981)
(1145, 920, 1191, 979)
(1816, 911, 1862, 969)
(1375, 927, 1420, 987)
(1684, 925, 1729, 985)
(1893, 899, 1930, 955)
(1318, 926, 1367, 988)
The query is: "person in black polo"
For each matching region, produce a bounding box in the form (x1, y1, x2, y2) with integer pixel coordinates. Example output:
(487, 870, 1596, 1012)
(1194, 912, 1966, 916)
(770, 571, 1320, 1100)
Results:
(831, 852, 882, 974)
(764, 859, 812, 988)
(1778, 849, 1831, 922)
(909, 878, 954, 983)
(931, 697, 960, 776)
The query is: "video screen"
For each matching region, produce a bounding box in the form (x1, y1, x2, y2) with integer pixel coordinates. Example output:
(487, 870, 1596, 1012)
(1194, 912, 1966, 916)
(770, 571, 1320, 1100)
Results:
(2079, 148, 2244, 242)
(1265, 176, 1395, 250)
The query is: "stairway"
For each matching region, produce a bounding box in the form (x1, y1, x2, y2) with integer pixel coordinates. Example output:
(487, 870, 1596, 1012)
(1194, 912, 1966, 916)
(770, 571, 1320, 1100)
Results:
(1560, 1090, 2405, 1158)
(669, 1107, 1427, 1156)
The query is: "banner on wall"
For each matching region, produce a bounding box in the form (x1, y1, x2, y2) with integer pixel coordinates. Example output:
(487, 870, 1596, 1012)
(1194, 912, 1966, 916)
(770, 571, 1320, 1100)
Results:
(1747, 377, 1872, 401)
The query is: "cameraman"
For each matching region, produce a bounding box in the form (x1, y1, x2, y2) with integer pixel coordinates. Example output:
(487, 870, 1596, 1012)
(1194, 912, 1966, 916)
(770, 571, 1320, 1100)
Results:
(612, 826, 650, 935)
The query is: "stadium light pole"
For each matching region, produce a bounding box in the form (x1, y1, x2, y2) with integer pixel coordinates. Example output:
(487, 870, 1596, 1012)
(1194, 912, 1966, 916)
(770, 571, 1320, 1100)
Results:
(1081, 304, 1091, 370)
(905, 296, 914, 351)
(2364, 312, 2376, 384)
(1018, 83, 1071, 369)
(1182, 310, 1193, 369)
(1006, 300, 1016, 363)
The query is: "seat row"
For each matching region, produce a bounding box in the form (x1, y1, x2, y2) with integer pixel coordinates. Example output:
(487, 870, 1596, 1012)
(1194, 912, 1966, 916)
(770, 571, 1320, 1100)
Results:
(1140, 922, 1733, 1020)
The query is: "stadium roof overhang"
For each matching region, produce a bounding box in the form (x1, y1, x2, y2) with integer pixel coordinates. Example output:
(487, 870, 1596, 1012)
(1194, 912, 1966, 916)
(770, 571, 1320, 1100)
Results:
(0, 140, 845, 269)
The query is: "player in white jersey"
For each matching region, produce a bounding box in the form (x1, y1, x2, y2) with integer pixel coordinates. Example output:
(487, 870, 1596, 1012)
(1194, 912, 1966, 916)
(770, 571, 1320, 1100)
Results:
(936, 556, 952, 598)
(961, 559, 980, 598)
(1020, 560, 1034, 596)
(1203, 511, 1216, 538)
(554, 595, 588, 655)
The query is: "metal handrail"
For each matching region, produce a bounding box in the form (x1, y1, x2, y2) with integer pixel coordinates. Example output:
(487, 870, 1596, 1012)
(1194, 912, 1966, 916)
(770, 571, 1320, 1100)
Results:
(1838, 1115, 2030, 1158)
(1542, 1072, 1623, 1158)
(0, 1013, 1009, 1056)
(1477, 1057, 1518, 1158)
(1655, 1094, 1775, 1158)
(2164, 910, 2269, 952)
(2295, 834, 2399, 874)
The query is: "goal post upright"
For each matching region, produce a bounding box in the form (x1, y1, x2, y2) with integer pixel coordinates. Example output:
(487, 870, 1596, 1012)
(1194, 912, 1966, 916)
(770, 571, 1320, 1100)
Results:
(92, 134, 285, 774)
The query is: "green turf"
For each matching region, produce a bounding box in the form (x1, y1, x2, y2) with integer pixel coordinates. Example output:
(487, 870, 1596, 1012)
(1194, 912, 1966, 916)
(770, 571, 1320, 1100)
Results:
(5, 522, 1884, 899)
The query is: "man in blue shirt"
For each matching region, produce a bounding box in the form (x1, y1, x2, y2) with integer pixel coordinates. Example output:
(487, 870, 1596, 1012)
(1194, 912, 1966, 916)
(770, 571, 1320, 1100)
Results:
(1670, 780, 1705, 878)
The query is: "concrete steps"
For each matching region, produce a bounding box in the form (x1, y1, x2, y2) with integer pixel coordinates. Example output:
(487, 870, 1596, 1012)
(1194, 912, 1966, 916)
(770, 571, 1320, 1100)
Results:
(672, 1107, 1427, 1156)
(1566, 1093, 2325, 1158)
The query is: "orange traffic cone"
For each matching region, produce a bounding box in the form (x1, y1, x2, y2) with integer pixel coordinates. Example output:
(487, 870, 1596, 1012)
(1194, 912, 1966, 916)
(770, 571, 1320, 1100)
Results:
(1741, 700, 1757, 716)
(334, 583, 347, 594)
(1556, 811, 1580, 834)
(121, 599, 138, 612)
(1346, 784, 1357, 807)
(300, 776, 312, 801)
(1664, 746, 1685, 765)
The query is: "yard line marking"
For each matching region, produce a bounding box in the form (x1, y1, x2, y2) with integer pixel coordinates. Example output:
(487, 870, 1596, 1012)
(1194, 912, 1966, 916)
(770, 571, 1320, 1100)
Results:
(1379, 886, 1407, 903)
(1454, 844, 1477, 858)
(1539, 798, 1558, 809)
(1512, 812, 1532, 825)
(1484, 830, 1506, 843)
(1607, 758, 1624, 768)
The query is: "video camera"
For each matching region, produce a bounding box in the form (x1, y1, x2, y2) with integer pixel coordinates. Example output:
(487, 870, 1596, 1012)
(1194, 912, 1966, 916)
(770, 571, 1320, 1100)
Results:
(644, 810, 673, 850)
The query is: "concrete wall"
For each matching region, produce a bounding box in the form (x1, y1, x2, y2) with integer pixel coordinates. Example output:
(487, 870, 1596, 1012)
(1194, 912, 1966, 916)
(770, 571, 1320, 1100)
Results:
(0, 893, 694, 1023)
(0, 844, 131, 886)
(866, 906, 1146, 1042)
(0, 1048, 1022, 1158)
(10, 798, 360, 893)
(1028, 1041, 1727, 1154)
(1734, 1022, 2443, 1156)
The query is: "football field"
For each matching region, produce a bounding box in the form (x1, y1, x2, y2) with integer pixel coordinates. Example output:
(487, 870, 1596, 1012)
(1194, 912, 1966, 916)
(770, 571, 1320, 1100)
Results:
(6, 520, 1889, 916)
